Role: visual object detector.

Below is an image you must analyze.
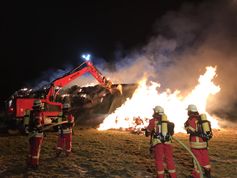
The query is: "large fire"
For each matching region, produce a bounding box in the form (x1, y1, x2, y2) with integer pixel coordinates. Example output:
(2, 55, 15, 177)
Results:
(98, 66, 221, 133)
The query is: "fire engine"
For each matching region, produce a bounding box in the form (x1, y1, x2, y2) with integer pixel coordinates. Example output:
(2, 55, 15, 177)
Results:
(5, 60, 120, 133)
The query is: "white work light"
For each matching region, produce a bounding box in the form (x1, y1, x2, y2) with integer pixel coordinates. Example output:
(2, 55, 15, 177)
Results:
(81, 54, 91, 61)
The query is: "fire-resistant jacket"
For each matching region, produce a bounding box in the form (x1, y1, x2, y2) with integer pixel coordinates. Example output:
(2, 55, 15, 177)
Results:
(28, 110, 44, 138)
(185, 115, 208, 149)
(58, 113, 74, 134)
(147, 115, 172, 146)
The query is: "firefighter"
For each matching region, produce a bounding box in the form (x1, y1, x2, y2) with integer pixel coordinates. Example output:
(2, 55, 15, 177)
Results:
(133, 116, 144, 134)
(146, 106, 177, 178)
(27, 99, 44, 169)
(56, 103, 75, 157)
(184, 104, 212, 178)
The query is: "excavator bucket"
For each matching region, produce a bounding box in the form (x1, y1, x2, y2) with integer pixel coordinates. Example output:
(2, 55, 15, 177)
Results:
(116, 84, 123, 95)
(109, 84, 123, 95)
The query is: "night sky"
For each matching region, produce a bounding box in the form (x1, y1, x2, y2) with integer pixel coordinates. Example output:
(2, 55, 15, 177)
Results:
(0, 0, 204, 103)
(1, 0, 237, 121)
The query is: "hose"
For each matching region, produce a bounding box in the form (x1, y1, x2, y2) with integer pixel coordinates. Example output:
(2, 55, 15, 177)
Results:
(172, 136, 203, 178)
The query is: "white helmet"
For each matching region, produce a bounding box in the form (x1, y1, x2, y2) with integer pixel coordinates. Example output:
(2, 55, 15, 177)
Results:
(186, 104, 198, 112)
(63, 103, 71, 109)
(33, 99, 42, 107)
(153, 105, 164, 114)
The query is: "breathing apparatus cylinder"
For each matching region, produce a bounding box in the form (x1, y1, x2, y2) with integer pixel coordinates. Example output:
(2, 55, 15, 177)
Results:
(200, 114, 210, 134)
(161, 114, 168, 137)
(24, 109, 31, 126)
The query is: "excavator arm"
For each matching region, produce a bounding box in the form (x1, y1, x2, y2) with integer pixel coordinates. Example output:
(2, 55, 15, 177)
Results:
(46, 61, 119, 101)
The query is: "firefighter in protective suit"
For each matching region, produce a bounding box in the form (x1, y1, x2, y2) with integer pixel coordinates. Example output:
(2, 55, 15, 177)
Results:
(185, 104, 212, 178)
(146, 106, 177, 178)
(27, 99, 44, 169)
(56, 103, 75, 157)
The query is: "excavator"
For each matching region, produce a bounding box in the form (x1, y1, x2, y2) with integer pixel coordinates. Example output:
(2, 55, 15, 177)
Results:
(5, 60, 122, 134)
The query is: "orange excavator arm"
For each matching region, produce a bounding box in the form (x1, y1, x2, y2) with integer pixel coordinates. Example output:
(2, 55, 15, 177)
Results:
(46, 61, 117, 101)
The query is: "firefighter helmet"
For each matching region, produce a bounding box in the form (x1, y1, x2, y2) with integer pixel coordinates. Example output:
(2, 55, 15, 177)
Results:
(186, 104, 198, 112)
(33, 99, 42, 107)
(63, 103, 71, 109)
(153, 105, 164, 114)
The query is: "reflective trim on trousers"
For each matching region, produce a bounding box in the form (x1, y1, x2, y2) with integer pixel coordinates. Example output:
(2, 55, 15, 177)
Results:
(190, 142, 207, 149)
(29, 132, 43, 138)
(59, 128, 72, 134)
(32, 155, 39, 159)
(66, 149, 71, 152)
(62, 130, 72, 134)
(152, 139, 171, 146)
(168, 169, 176, 173)
(157, 170, 164, 175)
(34, 135, 43, 138)
(204, 164, 211, 169)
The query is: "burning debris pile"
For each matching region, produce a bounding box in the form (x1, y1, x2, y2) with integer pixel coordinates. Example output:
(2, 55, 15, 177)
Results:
(99, 66, 220, 133)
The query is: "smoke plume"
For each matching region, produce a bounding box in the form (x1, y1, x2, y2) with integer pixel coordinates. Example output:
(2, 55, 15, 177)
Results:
(30, 65, 73, 90)
(105, 0, 237, 121)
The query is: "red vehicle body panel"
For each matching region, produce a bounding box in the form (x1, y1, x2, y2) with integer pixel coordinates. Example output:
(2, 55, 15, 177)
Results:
(15, 98, 62, 118)
(16, 98, 35, 117)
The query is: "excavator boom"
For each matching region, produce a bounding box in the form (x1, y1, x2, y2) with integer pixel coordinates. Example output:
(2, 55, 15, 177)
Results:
(46, 61, 114, 101)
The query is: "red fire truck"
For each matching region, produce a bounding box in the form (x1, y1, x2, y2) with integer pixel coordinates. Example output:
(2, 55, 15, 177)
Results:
(5, 61, 119, 133)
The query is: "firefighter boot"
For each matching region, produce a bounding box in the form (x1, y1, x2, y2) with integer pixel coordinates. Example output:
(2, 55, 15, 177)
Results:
(203, 169, 211, 178)
(65, 151, 71, 157)
(31, 165, 39, 170)
(164, 169, 171, 178)
(55, 150, 61, 158)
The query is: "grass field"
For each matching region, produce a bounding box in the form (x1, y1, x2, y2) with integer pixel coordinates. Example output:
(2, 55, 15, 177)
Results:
(0, 128, 236, 178)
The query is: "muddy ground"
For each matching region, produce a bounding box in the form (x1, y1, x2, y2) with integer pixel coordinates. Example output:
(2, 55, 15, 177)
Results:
(0, 128, 236, 178)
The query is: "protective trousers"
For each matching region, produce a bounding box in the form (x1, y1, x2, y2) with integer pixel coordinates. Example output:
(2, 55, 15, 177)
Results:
(57, 133, 72, 154)
(28, 136, 43, 167)
(191, 148, 211, 178)
(154, 143, 177, 178)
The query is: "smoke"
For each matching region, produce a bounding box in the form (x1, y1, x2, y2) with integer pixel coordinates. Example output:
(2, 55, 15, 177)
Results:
(29, 0, 237, 122)
(105, 0, 237, 121)
(30, 65, 73, 90)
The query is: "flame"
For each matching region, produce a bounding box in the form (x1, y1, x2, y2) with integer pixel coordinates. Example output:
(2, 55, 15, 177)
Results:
(98, 66, 221, 132)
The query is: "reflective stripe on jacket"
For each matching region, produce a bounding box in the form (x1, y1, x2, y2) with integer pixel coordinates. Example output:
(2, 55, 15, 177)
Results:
(29, 110, 44, 138)
(185, 116, 208, 149)
(58, 113, 74, 135)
